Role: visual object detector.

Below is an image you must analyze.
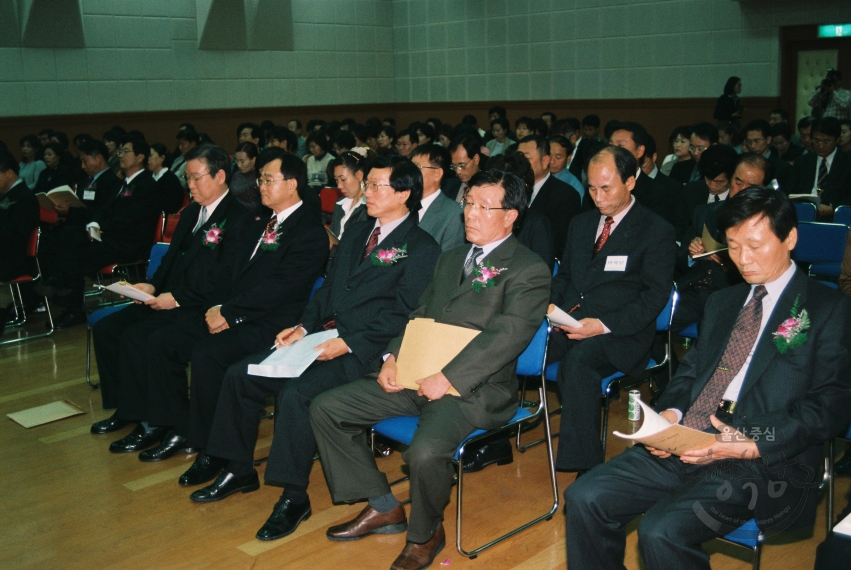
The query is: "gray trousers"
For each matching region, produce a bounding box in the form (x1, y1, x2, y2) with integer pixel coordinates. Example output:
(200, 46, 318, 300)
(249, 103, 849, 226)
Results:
(310, 378, 478, 543)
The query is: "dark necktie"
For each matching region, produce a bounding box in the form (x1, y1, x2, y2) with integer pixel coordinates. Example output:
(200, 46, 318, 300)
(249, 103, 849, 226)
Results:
(682, 285, 768, 430)
(117, 180, 128, 197)
(817, 158, 828, 193)
(360, 227, 381, 262)
(193, 206, 208, 233)
(714, 194, 720, 202)
(593, 216, 614, 256)
(85, 176, 95, 189)
(462, 246, 484, 281)
(265, 214, 277, 234)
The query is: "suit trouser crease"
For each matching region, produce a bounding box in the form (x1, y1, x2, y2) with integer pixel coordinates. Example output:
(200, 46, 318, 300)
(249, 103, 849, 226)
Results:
(310, 378, 479, 543)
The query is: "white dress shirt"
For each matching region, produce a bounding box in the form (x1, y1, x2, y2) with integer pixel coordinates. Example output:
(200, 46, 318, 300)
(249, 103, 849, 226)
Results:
(418, 190, 441, 221)
(369, 213, 409, 246)
(812, 148, 838, 195)
(530, 172, 551, 205)
(250, 200, 302, 259)
(195, 190, 229, 229)
(707, 190, 729, 203)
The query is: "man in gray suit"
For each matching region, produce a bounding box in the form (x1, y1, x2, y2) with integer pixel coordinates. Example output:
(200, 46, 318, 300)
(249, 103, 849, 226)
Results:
(310, 169, 551, 570)
(410, 145, 466, 251)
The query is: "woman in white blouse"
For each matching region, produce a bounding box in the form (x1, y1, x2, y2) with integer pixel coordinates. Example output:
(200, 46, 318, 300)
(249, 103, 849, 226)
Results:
(328, 148, 372, 240)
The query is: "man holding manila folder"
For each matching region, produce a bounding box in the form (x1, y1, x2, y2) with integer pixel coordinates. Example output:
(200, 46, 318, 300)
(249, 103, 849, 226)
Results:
(309, 169, 551, 570)
(566, 187, 851, 569)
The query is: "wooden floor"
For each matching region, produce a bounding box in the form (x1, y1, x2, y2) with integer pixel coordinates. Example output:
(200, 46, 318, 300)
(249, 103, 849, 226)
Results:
(1, 290, 848, 570)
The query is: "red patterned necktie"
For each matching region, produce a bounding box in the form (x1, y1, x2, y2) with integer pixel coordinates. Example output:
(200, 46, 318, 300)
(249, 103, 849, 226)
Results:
(593, 216, 614, 255)
(682, 285, 768, 430)
(360, 227, 381, 262)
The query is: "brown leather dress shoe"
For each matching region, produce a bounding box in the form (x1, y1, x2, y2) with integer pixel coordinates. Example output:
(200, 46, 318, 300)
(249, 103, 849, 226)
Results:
(326, 504, 407, 541)
(390, 524, 446, 570)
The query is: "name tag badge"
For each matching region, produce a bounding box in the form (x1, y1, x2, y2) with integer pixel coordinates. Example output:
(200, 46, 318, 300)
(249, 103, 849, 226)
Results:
(83, 190, 96, 201)
(604, 256, 628, 271)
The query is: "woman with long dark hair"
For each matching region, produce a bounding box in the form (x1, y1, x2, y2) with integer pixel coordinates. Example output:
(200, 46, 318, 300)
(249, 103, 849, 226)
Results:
(714, 76, 743, 125)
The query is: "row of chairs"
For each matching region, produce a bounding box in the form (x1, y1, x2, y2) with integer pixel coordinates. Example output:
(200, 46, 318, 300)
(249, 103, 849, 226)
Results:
(794, 203, 851, 227)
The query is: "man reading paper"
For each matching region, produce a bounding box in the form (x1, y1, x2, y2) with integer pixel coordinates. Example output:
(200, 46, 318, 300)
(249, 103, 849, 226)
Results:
(566, 187, 851, 570)
(309, 170, 550, 570)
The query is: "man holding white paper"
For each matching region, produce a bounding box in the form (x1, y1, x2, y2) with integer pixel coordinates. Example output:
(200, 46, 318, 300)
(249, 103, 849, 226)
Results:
(309, 170, 550, 570)
(189, 155, 440, 543)
(547, 145, 676, 474)
(566, 187, 851, 569)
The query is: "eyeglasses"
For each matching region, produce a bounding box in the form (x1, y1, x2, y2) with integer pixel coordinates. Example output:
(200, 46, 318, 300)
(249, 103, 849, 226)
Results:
(415, 164, 440, 171)
(395, 141, 411, 148)
(184, 172, 212, 183)
(812, 138, 835, 146)
(744, 138, 765, 147)
(364, 181, 393, 190)
(689, 145, 709, 154)
(462, 201, 509, 213)
(450, 161, 471, 171)
(117, 148, 135, 156)
(256, 176, 288, 187)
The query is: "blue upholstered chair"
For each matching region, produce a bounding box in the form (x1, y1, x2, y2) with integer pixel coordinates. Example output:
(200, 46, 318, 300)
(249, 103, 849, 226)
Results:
(792, 222, 849, 279)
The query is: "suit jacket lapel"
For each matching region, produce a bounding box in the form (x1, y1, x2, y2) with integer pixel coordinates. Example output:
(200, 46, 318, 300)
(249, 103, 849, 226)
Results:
(350, 215, 416, 279)
(240, 205, 302, 274)
(449, 236, 517, 302)
(737, 269, 809, 401)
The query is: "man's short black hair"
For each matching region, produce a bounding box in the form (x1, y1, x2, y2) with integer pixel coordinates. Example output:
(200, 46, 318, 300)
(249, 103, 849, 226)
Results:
(612, 121, 650, 157)
(51, 131, 69, 149)
(331, 129, 356, 150)
(735, 153, 775, 186)
(256, 146, 308, 198)
(548, 135, 574, 156)
(517, 134, 550, 157)
(643, 134, 657, 159)
(306, 130, 330, 153)
(797, 116, 815, 131)
(515, 116, 535, 130)
(268, 125, 297, 152)
(541, 111, 557, 122)
(534, 118, 549, 137)
(237, 122, 265, 146)
(177, 129, 200, 144)
(39, 128, 54, 137)
(461, 114, 478, 126)
(717, 186, 796, 243)
(550, 119, 577, 138)
(582, 114, 600, 128)
(699, 144, 739, 181)
(691, 122, 719, 144)
(0, 151, 20, 175)
(488, 106, 507, 119)
(467, 169, 527, 229)
(448, 134, 483, 161)
(150, 143, 169, 158)
(288, 119, 302, 129)
(371, 154, 422, 212)
(417, 123, 436, 143)
(78, 139, 110, 161)
(743, 119, 771, 139)
(396, 129, 415, 143)
(813, 117, 841, 139)
(769, 108, 789, 120)
(588, 146, 637, 184)
(119, 136, 150, 164)
(184, 144, 231, 184)
(770, 123, 792, 141)
(410, 144, 449, 184)
(490, 117, 509, 131)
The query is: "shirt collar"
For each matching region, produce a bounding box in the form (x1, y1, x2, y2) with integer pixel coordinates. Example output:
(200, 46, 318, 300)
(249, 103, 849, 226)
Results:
(372, 212, 410, 243)
(123, 168, 144, 185)
(603, 195, 636, 225)
(3, 178, 24, 196)
(418, 189, 441, 218)
(648, 165, 659, 179)
(274, 199, 303, 224)
(821, 148, 838, 166)
(533, 172, 550, 195)
(470, 234, 512, 260)
(92, 167, 109, 182)
(202, 190, 229, 219)
(153, 167, 168, 181)
(752, 261, 797, 304)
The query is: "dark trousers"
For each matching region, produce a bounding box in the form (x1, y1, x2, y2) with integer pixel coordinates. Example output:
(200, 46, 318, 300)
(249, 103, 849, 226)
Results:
(547, 332, 618, 470)
(206, 356, 353, 489)
(146, 317, 256, 440)
(93, 303, 192, 414)
(566, 445, 754, 570)
(310, 379, 483, 543)
(670, 285, 712, 335)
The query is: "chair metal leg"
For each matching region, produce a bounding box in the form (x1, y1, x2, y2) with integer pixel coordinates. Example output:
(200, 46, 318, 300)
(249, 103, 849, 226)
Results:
(601, 389, 611, 454)
(0, 283, 54, 346)
(752, 542, 762, 570)
(85, 325, 99, 388)
(827, 439, 835, 532)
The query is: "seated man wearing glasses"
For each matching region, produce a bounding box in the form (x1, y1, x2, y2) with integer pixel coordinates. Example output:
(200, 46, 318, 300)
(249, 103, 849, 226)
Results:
(90, 144, 251, 441)
(185, 155, 440, 544)
(106, 148, 329, 466)
(442, 134, 484, 203)
(310, 169, 550, 570)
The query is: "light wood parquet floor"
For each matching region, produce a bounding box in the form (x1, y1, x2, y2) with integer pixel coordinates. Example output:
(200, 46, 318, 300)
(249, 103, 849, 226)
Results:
(0, 289, 848, 570)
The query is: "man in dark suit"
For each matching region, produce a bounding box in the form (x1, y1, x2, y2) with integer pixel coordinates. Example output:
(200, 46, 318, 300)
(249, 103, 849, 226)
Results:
(89, 144, 251, 438)
(568, 114, 604, 180)
(517, 134, 581, 255)
(309, 170, 551, 570)
(108, 149, 328, 461)
(410, 145, 465, 251)
(785, 117, 851, 219)
(0, 152, 39, 284)
(670, 122, 719, 185)
(549, 146, 676, 472)
(675, 144, 739, 242)
(741, 119, 792, 191)
(70, 139, 122, 214)
(566, 187, 851, 569)
(610, 122, 678, 228)
(672, 154, 774, 335)
(37, 136, 161, 329)
(189, 157, 441, 542)
(442, 135, 483, 203)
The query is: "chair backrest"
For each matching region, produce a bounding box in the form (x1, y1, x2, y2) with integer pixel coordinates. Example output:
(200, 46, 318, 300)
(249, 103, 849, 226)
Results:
(794, 202, 816, 223)
(309, 276, 325, 300)
(162, 212, 181, 243)
(319, 187, 342, 215)
(834, 205, 851, 228)
(25, 228, 39, 258)
(515, 320, 549, 377)
(153, 212, 165, 243)
(792, 222, 848, 264)
(656, 286, 677, 332)
(146, 243, 170, 279)
(552, 260, 559, 277)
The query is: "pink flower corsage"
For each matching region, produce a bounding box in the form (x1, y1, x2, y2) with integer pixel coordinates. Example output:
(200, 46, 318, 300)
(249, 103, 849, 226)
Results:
(772, 295, 809, 353)
(202, 220, 226, 249)
(260, 223, 281, 251)
(122, 187, 133, 197)
(371, 244, 408, 266)
(471, 260, 507, 292)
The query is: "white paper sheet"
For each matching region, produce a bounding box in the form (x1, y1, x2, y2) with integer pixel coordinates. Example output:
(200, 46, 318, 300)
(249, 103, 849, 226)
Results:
(247, 329, 340, 378)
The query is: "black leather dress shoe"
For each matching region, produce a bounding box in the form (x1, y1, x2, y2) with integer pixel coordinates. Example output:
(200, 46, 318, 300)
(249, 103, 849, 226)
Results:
(255, 497, 312, 541)
(836, 450, 851, 476)
(461, 438, 513, 473)
(138, 431, 189, 462)
(109, 425, 167, 453)
(54, 310, 86, 330)
(179, 454, 227, 486)
(189, 470, 260, 503)
(91, 412, 131, 434)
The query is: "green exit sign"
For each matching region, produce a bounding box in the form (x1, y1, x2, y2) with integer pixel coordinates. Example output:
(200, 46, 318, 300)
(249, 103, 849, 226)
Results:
(818, 24, 851, 38)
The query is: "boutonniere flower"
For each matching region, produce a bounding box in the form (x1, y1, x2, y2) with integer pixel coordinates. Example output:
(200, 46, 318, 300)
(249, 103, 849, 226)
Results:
(0, 197, 15, 210)
(260, 222, 281, 251)
(202, 219, 226, 249)
(471, 260, 507, 293)
(121, 184, 134, 197)
(772, 295, 810, 353)
(371, 244, 408, 266)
